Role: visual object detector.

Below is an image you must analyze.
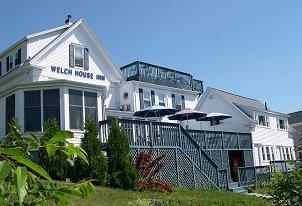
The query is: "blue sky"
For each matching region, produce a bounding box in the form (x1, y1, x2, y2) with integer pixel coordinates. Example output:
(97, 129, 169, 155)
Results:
(1, 0, 301, 113)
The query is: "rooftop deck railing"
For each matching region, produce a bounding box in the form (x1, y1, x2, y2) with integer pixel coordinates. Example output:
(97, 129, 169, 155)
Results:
(120, 61, 203, 92)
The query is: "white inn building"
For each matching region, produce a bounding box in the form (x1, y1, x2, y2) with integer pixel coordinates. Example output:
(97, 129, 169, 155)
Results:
(0, 17, 295, 168)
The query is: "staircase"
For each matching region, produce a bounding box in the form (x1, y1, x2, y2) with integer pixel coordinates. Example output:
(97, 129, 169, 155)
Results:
(228, 182, 248, 195)
(99, 119, 228, 189)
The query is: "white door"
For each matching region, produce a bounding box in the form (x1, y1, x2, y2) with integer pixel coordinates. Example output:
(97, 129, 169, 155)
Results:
(253, 144, 260, 166)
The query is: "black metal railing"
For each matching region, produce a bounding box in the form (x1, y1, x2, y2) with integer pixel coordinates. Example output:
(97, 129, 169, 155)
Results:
(120, 61, 203, 92)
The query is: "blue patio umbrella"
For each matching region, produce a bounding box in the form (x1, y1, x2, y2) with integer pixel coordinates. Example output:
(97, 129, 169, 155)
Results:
(133, 105, 179, 118)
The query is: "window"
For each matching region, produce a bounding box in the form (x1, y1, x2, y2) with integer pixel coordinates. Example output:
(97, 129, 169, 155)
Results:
(69, 89, 98, 130)
(84, 91, 97, 123)
(278, 119, 286, 130)
(258, 115, 269, 127)
(175, 95, 182, 110)
(69, 89, 83, 130)
(43, 89, 60, 123)
(24, 91, 41, 132)
(6, 94, 15, 133)
(74, 46, 84, 68)
(261, 146, 275, 161)
(14, 49, 21, 66)
(143, 91, 151, 108)
(210, 119, 221, 126)
(0, 61, 2, 76)
(158, 93, 165, 106)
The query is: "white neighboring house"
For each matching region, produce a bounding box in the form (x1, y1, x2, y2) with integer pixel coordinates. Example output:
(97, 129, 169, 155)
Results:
(193, 87, 296, 166)
(0, 18, 125, 145)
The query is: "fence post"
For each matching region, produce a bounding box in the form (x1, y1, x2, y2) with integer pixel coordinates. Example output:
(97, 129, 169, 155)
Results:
(193, 165, 196, 188)
(237, 169, 241, 187)
(149, 122, 154, 147)
(217, 168, 220, 189)
(178, 125, 182, 148)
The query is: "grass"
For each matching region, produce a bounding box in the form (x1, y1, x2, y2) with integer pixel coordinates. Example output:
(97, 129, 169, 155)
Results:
(69, 186, 270, 206)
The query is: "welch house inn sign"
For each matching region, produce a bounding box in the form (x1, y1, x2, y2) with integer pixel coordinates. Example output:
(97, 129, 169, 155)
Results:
(50, 66, 106, 81)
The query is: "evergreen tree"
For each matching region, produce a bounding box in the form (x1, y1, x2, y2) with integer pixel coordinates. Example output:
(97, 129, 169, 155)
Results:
(75, 119, 108, 186)
(40, 118, 70, 180)
(107, 119, 137, 190)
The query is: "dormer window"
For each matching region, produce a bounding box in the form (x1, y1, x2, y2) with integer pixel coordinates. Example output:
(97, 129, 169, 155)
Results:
(14, 49, 21, 66)
(69, 44, 89, 70)
(258, 115, 269, 127)
(278, 119, 287, 130)
(9, 56, 13, 70)
(74, 46, 84, 67)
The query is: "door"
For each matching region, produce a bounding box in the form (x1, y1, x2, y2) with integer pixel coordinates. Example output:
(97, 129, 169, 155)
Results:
(228, 150, 245, 182)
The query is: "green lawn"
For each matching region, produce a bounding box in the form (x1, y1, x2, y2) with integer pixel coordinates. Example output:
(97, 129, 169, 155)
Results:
(69, 187, 269, 206)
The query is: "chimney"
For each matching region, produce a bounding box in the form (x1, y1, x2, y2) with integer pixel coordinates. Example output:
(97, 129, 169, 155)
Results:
(65, 15, 73, 25)
(264, 101, 268, 110)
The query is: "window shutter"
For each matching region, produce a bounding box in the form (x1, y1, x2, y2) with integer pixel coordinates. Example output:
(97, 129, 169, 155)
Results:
(151, 90, 155, 106)
(0, 62, 2, 76)
(84, 48, 89, 70)
(6, 57, 9, 71)
(139, 88, 144, 109)
(181, 95, 185, 109)
(171, 94, 175, 109)
(69, 44, 74, 68)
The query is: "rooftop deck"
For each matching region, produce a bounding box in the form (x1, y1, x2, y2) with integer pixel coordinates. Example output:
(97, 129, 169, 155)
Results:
(120, 61, 203, 92)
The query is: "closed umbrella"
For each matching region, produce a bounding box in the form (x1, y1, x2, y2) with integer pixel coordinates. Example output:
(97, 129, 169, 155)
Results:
(168, 108, 206, 129)
(133, 105, 179, 118)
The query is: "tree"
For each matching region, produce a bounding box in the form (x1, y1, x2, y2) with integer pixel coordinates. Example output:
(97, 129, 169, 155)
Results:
(0, 122, 94, 205)
(75, 119, 108, 186)
(39, 118, 70, 180)
(107, 119, 137, 190)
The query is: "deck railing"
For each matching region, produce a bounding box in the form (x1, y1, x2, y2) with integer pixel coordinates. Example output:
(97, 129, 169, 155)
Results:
(100, 119, 223, 188)
(187, 130, 252, 150)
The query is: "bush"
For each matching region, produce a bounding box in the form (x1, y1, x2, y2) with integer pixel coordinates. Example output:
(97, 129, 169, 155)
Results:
(136, 149, 173, 192)
(107, 119, 137, 190)
(39, 118, 70, 180)
(75, 119, 108, 186)
(268, 167, 302, 206)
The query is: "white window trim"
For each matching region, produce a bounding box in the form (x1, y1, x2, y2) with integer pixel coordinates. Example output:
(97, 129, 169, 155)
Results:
(256, 114, 270, 128)
(261, 145, 275, 162)
(143, 91, 151, 108)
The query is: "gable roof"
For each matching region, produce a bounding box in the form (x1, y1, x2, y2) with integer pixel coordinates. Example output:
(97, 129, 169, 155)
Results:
(28, 18, 124, 81)
(288, 110, 302, 124)
(0, 24, 70, 57)
(210, 87, 267, 111)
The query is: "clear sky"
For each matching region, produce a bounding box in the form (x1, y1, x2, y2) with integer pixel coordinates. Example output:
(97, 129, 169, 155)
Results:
(1, 0, 301, 113)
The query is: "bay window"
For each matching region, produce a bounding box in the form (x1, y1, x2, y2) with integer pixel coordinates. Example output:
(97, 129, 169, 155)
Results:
(69, 90, 83, 130)
(69, 89, 98, 130)
(43, 89, 60, 123)
(24, 91, 41, 132)
(6, 94, 15, 133)
(84, 91, 97, 123)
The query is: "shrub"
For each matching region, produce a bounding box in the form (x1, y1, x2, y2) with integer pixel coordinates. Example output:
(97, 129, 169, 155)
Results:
(268, 167, 302, 206)
(75, 119, 108, 186)
(136, 149, 173, 192)
(107, 119, 137, 190)
(39, 118, 70, 180)
(0, 123, 94, 205)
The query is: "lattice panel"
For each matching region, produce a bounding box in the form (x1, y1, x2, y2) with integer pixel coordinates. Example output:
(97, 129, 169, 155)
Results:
(244, 150, 254, 166)
(195, 166, 212, 189)
(130, 148, 139, 161)
(158, 148, 178, 185)
(221, 150, 229, 170)
(177, 150, 195, 187)
(209, 150, 222, 169)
